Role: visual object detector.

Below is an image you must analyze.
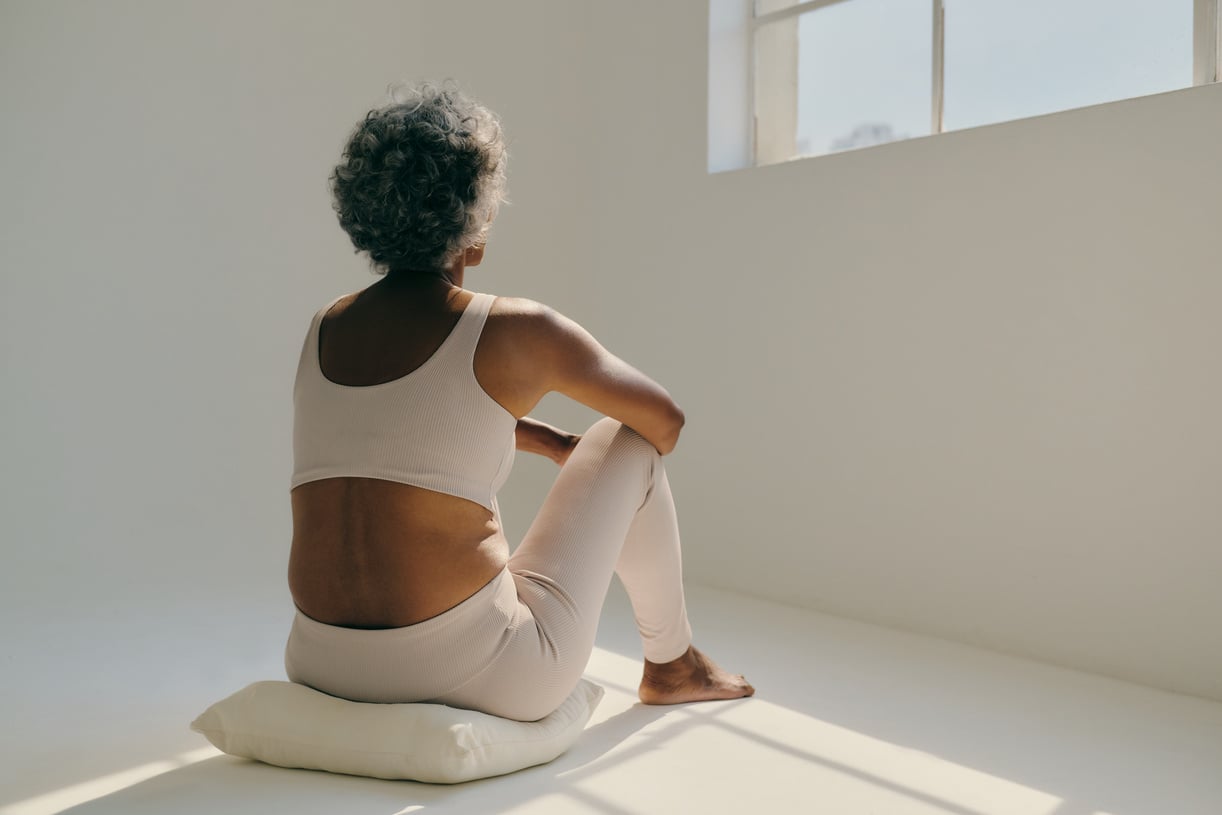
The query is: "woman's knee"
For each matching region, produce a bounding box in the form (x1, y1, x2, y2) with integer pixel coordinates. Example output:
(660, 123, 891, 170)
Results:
(583, 417, 658, 460)
(583, 416, 624, 440)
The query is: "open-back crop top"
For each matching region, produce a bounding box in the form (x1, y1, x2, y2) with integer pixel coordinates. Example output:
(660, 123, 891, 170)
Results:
(290, 291, 517, 513)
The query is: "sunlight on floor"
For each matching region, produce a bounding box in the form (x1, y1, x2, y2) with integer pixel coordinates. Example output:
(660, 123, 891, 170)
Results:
(0, 747, 219, 815)
(578, 649, 1065, 815)
(4, 585, 1219, 814)
(2, 645, 1073, 815)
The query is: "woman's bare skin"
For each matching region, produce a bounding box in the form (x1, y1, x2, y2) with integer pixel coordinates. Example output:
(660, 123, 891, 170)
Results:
(289, 246, 753, 705)
(641, 647, 755, 705)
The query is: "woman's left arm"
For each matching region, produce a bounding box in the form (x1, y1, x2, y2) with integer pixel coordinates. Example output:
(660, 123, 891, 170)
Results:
(515, 417, 580, 466)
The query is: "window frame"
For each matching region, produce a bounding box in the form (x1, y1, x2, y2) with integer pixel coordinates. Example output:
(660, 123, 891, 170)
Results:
(748, 0, 1221, 164)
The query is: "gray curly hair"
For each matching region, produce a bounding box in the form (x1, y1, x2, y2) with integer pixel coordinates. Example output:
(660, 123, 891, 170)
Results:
(330, 80, 508, 275)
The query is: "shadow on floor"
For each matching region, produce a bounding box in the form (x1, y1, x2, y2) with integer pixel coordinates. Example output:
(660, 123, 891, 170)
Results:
(9, 584, 1222, 815)
(54, 702, 692, 815)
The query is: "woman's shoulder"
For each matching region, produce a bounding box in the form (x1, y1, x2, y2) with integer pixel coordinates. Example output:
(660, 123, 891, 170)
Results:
(485, 295, 572, 337)
(485, 294, 552, 319)
(480, 294, 594, 363)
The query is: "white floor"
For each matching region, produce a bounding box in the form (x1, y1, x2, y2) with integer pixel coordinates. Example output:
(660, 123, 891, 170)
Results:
(3, 582, 1221, 815)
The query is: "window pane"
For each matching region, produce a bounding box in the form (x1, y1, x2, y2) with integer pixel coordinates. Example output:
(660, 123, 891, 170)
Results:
(795, 0, 931, 156)
(755, 15, 801, 165)
(943, 0, 1194, 132)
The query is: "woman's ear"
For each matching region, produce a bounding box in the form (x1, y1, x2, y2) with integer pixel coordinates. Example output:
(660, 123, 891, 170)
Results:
(464, 243, 487, 267)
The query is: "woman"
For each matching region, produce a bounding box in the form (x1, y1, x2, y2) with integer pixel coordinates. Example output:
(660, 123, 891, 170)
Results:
(284, 82, 752, 722)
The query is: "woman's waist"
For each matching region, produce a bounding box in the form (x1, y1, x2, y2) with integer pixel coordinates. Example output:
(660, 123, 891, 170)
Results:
(288, 491, 511, 628)
(288, 549, 510, 630)
(289, 555, 514, 633)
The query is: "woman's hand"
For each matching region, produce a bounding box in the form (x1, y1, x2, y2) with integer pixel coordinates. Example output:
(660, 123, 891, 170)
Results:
(516, 417, 581, 466)
(555, 433, 581, 466)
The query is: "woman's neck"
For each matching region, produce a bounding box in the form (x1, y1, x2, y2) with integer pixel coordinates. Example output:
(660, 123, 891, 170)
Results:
(384, 252, 469, 289)
(382, 269, 460, 287)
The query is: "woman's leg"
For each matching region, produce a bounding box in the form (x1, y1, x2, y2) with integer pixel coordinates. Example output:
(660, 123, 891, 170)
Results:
(437, 417, 750, 719)
(445, 417, 750, 719)
(509, 417, 694, 668)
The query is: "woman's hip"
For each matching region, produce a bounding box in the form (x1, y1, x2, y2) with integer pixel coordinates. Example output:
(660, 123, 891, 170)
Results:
(283, 568, 523, 704)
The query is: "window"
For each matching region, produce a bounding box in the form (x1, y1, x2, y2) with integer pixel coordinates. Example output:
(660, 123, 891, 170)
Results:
(744, 0, 1220, 165)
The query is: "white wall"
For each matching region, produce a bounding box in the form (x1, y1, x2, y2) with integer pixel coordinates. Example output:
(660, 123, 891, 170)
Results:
(0, 0, 591, 625)
(575, 1, 1222, 702)
(3, 0, 1219, 706)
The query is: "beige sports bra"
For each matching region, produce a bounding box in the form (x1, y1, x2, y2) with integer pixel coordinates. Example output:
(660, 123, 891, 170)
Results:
(290, 291, 516, 513)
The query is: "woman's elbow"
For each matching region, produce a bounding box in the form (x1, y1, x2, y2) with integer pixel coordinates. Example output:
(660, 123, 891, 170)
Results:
(656, 404, 685, 455)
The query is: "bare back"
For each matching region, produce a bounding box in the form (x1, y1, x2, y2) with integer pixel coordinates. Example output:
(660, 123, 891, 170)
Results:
(289, 274, 685, 630)
(288, 282, 532, 629)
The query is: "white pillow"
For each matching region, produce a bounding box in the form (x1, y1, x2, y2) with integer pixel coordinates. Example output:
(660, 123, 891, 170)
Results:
(190, 679, 604, 784)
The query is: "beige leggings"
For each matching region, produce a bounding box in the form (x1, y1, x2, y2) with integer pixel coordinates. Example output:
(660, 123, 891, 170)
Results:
(284, 417, 693, 721)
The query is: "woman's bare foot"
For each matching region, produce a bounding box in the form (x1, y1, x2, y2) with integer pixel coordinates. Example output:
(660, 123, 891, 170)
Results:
(638, 645, 755, 705)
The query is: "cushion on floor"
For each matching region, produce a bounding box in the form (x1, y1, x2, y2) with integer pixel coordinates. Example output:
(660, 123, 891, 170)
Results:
(190, 678, 604, 783)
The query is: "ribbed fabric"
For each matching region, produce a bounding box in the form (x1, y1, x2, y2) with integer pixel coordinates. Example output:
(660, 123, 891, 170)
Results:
(284, 418, 694, 722)
(290, 291, 516, 511)
(285, 570, 523, 704)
